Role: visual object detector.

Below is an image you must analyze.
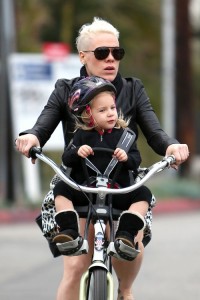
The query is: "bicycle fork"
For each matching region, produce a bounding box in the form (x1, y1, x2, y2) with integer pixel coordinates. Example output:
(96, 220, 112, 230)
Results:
(79, 219, 114, 300)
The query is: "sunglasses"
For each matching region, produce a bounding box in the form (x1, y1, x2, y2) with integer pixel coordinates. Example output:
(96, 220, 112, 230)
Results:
(83, 47, 125, 61)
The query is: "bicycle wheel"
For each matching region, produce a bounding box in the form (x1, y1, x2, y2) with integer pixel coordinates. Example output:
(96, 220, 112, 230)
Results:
(89, 267, 107, 300)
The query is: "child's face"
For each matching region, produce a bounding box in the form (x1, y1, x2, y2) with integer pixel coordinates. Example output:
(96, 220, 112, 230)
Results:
(90, 91, 118, 130)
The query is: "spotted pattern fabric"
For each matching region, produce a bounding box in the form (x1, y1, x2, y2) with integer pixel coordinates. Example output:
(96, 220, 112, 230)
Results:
(41, 175, 60, 239)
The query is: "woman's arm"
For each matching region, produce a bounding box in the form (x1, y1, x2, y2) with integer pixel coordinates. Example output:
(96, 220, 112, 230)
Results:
(134, 78, 179, 155)
(134, 79, 189, 167)
(15, 134, 40, 163)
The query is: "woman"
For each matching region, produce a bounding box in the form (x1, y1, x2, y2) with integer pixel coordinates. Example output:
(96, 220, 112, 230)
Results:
(15, 17, 189, 300)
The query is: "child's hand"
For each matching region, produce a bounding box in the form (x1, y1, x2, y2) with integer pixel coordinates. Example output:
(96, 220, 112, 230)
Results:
(78, 145, 94, 158)
(113, 148, 128, 162)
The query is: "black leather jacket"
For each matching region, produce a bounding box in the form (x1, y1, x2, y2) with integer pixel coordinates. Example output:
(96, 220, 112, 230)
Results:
(20, 69, 178, 155)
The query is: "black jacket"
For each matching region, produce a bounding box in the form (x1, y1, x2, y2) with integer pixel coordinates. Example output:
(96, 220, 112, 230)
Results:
(20, 67, 178, 155)
(62, 128, 141, 187)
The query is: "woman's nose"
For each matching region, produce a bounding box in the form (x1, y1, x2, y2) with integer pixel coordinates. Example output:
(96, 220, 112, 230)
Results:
(106, 51, 114, 61)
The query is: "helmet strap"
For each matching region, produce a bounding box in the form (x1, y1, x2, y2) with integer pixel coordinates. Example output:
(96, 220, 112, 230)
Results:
(86, 105, 95, 127)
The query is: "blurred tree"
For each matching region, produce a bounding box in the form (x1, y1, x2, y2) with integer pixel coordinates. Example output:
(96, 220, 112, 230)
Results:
(175, 0, 196, 175)
(15, 0, 73, 50)
(39, 0, 73, 42)
(13, 0, 198, 171)
(15, 0, 161, 105)
(14, 0, 162, 165)
(38, 0, 66, 42)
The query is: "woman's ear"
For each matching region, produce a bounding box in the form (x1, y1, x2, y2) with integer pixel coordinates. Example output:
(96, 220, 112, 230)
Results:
(79, 51, 85, 65)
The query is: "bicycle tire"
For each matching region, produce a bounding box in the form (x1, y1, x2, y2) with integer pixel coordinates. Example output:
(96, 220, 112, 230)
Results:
(88, 267, 107, 300)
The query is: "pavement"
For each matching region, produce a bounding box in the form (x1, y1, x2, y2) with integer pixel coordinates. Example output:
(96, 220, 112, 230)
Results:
(1, 197, 200, 224)
(1, 209, 200, 299)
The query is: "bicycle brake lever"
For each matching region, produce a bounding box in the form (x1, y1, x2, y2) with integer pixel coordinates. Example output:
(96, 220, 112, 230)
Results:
(29, 146, 42, 159)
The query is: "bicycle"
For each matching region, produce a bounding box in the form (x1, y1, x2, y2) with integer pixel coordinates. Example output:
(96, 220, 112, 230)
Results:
(30, 146, 175, 300)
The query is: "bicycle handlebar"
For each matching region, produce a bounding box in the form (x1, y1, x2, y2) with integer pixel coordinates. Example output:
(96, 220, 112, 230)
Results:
(29, 147, 175, 196)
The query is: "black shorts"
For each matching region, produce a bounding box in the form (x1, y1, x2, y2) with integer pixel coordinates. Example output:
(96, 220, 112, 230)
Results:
(53, 180, 152, 210)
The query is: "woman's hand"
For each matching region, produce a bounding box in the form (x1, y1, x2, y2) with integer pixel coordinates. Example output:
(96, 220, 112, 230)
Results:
(165, 144, 189, 170)
(78, 145, 94, 158)
(15, 134, 40, 164)
(113, 148, 128, 162)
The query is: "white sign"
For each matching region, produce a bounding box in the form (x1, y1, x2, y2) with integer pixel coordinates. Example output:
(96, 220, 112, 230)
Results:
(8, 53, 81, 150)
(8, 53, 81, 202)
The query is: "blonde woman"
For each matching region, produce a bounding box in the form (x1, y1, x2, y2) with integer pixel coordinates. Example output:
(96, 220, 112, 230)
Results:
(16, 17, 189, 300)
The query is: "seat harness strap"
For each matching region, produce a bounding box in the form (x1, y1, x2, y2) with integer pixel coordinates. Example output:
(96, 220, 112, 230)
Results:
(71, 128, 136, 178)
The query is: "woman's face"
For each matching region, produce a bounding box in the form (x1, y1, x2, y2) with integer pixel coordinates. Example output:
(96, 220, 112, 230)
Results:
(79, 33, 120, 82)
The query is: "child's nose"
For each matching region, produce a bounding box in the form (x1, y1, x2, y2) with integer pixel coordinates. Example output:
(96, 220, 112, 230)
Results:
(108, 110, 113, 115)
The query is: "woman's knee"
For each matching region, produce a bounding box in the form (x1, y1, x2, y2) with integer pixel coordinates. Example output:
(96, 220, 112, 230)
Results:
(63, 255, 90, 280)
(61, 219, 94, 281)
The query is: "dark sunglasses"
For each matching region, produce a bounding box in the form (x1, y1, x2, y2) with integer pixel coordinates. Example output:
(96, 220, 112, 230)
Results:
(83, 47, 125, 61)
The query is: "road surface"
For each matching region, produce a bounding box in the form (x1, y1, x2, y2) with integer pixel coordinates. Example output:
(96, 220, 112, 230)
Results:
(0, 211, 199, 299)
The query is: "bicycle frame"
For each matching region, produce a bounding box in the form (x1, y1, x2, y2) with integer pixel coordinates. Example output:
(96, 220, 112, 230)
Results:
(30, 147, 175, 300)
(79, 219, 114, 300)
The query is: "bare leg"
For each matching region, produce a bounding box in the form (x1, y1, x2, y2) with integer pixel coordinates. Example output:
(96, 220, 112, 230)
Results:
(56, 218, 94, 300)
(54, 195, 74, 212)
(129, 200, 149, 217)
(113, 201, 148, 300)
(113, 235, 144, 300)
(54, 196, 94, 299)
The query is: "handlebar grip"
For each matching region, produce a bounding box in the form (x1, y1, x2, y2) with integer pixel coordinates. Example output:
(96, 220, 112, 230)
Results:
(29, 147, 42, 159)
(163, 155, 176, 166)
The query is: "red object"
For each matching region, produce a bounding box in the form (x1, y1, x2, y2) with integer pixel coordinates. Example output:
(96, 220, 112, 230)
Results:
(42, 42, 70, 61)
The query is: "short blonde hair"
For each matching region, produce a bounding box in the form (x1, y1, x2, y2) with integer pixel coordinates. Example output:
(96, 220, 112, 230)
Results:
(76, 17, 120, 52)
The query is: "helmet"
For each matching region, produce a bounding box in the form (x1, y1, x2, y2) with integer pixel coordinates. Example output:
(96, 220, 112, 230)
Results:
(68, 76, 116, 115)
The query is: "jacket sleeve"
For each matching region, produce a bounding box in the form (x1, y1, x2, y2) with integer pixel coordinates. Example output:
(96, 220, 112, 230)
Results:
(62, 130, 82, 167)
(133, 79, 179, 155)
(62, 146, 80, 168)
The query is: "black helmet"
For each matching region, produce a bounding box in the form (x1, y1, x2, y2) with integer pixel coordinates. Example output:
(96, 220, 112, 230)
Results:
(68, 76, 116, 115)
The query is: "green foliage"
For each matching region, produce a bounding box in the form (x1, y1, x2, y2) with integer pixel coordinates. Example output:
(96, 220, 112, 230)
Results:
(15, 0, 162, 105)
(15, 0, 74, 50)
(149, 176, 200, 199)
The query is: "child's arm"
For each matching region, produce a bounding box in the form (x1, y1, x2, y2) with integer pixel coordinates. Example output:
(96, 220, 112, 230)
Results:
(113, 148, 128, 162)
(62, 146, 80, 167)
(62, 130, 94, 166)
(78, 145, 94, 158)
(115, 143, 142, 171)
(62, 130, 83, 167)
(62, 144, 94, 167)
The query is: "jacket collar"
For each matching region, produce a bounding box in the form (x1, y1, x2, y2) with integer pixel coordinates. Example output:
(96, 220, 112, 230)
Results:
(80, 66, 123, 97)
